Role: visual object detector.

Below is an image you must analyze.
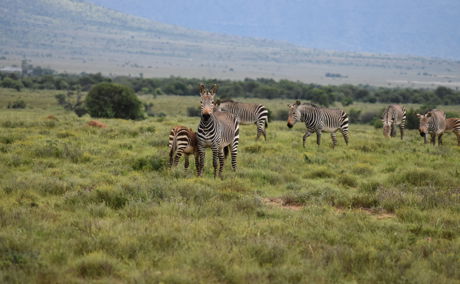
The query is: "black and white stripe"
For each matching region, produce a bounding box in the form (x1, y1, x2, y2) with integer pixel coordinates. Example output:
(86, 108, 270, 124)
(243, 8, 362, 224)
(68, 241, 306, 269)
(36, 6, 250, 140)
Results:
(287, 101, 349, 148)
(417, 109, 446, 145)
(216, 100, 268, 140)
(382, 104, 406, 139)
(168, 126, 197, 169)
(196, 84, 240, 179)
(445, 118, 460, 146)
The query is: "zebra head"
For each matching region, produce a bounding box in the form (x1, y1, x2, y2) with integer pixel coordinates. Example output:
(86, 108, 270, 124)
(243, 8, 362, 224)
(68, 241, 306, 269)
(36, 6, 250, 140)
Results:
(417, 112, 431, 137)
(287, 100, 302, 128)
(199, 83, 218, 121)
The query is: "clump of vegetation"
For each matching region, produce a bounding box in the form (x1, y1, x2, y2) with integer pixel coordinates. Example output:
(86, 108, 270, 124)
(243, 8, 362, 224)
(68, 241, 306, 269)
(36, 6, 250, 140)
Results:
(55, 90, 87, 117)
(86, 82, 144, 119)
(7, 99, 26, 109)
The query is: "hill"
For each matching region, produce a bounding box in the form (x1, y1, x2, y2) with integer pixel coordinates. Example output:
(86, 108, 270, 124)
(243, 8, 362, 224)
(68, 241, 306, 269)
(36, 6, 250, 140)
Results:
(1, 0, 460, 88)
(90, 0, 460, 60)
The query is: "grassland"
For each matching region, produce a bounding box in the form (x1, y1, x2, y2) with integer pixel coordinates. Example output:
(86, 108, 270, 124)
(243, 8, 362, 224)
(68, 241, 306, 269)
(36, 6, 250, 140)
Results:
(0, 88, 459, 283)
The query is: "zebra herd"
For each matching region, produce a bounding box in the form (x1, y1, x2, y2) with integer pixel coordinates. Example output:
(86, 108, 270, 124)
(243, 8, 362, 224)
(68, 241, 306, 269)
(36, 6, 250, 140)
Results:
(169, 84, 460, 178)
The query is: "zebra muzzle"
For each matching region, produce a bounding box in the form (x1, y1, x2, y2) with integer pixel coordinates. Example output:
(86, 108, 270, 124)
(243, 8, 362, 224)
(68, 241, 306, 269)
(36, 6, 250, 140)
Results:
(202, 113, 210, 121)
(287, 123, 293, 128)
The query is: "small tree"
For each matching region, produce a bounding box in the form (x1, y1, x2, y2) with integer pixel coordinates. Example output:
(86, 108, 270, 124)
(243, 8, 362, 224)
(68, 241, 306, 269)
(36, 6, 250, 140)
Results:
(86, 83, 144, 120)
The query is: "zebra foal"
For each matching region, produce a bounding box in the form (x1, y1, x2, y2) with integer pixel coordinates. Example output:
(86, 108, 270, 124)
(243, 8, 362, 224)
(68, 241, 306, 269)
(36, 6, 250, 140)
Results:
(445, 118, 460, 145)
(168, 126, 197, 169)
(196, 84, 240, 179)
(417, 109, 446, 145)
(215, 100, 269, 140)
(382, 104, 406, 139)
(287, 101, 349, 148)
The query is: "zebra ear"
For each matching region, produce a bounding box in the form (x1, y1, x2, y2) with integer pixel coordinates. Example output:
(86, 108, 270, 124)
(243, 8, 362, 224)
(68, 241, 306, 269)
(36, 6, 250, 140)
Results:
(295, 100, 301, 105)
(416, 113, 422, 118)
(199, 83, 206, 95)
(210, 84, 218, 94)
(216, 99, 221, 105)
(426, 112, 432, 118)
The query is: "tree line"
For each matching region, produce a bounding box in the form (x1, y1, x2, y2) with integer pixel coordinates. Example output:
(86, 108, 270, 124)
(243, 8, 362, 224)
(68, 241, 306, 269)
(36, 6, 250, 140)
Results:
(2, 70, 460, 106)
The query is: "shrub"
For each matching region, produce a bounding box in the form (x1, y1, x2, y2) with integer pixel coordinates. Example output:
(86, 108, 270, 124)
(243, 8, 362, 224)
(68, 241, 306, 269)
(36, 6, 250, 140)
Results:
(187, 106, 200, 117)
(7, 100, 26, 109)
(86, 82, 144, 120)
(1, 77, 23, 91)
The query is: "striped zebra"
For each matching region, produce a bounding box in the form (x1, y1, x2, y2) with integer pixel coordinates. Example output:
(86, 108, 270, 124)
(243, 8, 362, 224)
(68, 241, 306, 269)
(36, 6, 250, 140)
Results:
(215, 100, 269, 140)
(196, 84, 240, 179)
(445, 118, 460, 145)
(168, 126, 197, 169)
(287, 101, 349, 148)
(417, 109, 446, 145)
(382, 104, 406, 139)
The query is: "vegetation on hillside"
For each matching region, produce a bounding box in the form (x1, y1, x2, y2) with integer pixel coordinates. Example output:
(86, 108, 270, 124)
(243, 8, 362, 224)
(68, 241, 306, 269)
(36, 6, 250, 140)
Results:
(2, 71, 460, 106)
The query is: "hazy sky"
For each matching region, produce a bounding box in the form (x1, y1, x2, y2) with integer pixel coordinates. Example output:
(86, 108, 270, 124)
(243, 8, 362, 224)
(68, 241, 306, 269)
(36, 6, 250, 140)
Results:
(89, 0, 460, 59)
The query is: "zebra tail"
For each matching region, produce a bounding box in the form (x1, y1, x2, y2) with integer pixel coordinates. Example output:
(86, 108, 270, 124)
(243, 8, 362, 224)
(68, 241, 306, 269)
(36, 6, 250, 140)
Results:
(224, 146, 229, 159)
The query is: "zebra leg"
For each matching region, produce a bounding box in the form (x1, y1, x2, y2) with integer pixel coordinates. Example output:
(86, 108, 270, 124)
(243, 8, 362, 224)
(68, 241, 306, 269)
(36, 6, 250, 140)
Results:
(340, 129, 349, 145)
(455, 132, 460, 146)
(256, 121, 266, 141)
(330, 133, 337, 148)
(316, 131, 322, 146)
(173, 152, 182, 167)
(218, 148, 225, 179)
(169, 149, 174, 167)
(400, 126, 404, 140)
(263, 127, 267, 141)
(430, 134, 436, 145)
(184, 154, 190, 169)
(391, 124, 397, 137)
(438, 133, 443, 145)
(196, 147, 205, 177)
(231, 135, 239, 171)
(303, 131, 312, 148)
(212, 146, 219, 178)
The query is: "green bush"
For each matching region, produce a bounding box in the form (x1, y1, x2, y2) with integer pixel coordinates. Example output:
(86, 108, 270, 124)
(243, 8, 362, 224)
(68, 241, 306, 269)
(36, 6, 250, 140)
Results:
(86, 82, 144, 120)
(7, 100, 26, 109)
(1, 77, 23, 91)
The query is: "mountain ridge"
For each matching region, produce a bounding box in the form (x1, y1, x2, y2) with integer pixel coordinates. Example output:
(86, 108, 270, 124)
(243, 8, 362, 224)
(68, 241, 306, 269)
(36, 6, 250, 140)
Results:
(1, 0, 460, 88)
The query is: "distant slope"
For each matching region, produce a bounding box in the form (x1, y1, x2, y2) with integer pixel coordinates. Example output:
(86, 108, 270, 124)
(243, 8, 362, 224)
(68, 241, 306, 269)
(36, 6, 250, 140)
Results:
(1, 0, 460, 88)
(89, 0, 460, 60)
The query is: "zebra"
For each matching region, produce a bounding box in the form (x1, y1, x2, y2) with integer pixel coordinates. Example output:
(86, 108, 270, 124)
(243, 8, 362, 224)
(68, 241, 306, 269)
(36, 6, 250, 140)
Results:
(287, 101, 349, 148)
(445, 118, 460, 145)
(382, 104, 406, 139)
(417, 109, 446, 145)
(215, 100, 269, 140)
(168, 126, 197, 169)
(196, 84, 240, 179)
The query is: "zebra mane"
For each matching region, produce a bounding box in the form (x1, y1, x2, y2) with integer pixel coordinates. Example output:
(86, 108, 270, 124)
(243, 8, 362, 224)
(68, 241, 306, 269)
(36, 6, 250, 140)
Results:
(220, 99, 235, 103)
(301, 102, 320, 108)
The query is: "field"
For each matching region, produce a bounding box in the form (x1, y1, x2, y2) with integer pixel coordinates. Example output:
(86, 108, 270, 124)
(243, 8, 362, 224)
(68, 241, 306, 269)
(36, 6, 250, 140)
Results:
(0, 88, 459, 283)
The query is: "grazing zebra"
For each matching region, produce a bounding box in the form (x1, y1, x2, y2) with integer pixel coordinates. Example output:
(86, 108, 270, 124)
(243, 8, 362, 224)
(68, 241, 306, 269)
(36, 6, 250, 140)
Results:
(215, 100, 269, 140)
(196, 84, 240, 179)
(382, 104, 406, 139)
(445, 118, 460, 145)
(287, 101, 349, 148)
(168, 126, 197, 169)
(417, 109, 446, 145)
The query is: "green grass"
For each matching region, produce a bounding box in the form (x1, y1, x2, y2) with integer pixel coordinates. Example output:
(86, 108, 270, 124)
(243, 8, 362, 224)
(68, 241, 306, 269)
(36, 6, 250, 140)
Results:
(0, 88, 460, 283)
